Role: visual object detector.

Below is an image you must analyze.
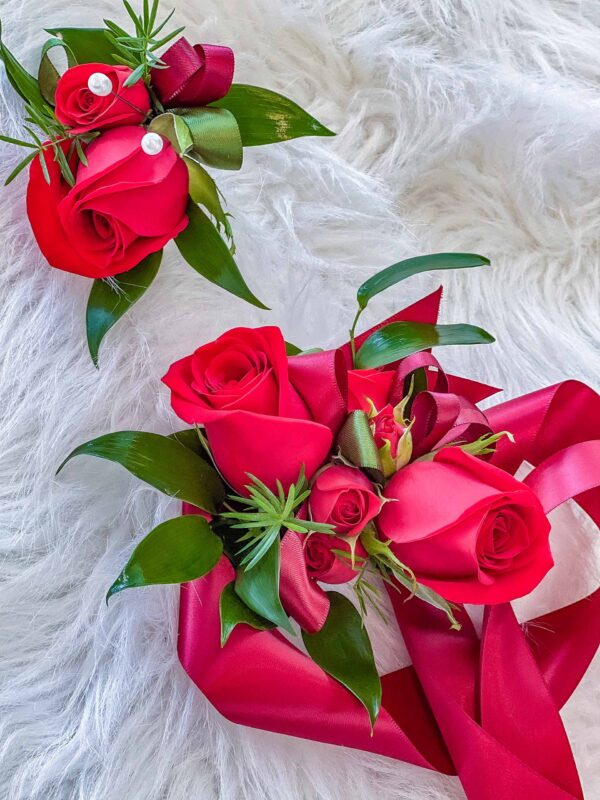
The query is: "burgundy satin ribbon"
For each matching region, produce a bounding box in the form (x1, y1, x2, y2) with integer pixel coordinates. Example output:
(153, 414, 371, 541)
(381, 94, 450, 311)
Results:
(151, 37, 234, 108)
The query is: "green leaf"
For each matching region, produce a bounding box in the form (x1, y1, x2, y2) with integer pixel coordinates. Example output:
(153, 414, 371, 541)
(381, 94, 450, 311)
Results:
(211, 84, 335, 146)
(356, 322, 495, 369)
(86, 251, 162, 367)
(356, 252, 491, 310)
(0, 133, 37, 148)
(45, 28, 118, 66)
(107, 515, 222, 600)
(174, 107, 243, 170)
(302, 592, 381, 728)
(4, 150, 36, 185)
(0, 23, 45, 107)
(168, 428, 205, 457)
(148, 112, 192, 154)
(175, 201, 268, 310)
(219, 581, 275, 645)
(234, 536, 293, 633)
(285, 341, 302, 356)
(38, 38, 71, 105)
(183, 155, 233, 245)
(57, 430, 225, 513)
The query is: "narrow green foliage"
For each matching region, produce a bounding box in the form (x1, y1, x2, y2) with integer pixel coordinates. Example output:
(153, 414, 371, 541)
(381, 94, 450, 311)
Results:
(221, 468, 334, 570)
(360, 526, 461, 630)
(104, 0, 185, 88)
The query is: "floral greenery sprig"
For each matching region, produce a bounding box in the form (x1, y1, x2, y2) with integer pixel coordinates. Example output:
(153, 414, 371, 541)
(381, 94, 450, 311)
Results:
(105, 0, 184, 90)
(222, 469, 335, 570)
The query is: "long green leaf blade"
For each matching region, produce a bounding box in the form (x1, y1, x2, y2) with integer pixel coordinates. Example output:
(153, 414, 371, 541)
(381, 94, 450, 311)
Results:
(175, 202, 268, 309)
(57, 431, 225, 513)
(302, 592, 381, 728)
(357, 253, 491, 309)
(356, 321, 495, 369)
(219, 581, 275, 645)
(107, 516, 222, 600)
(211, 84, 334, 146)
(235, 536, 293, 633)
(0, 24, 45, 107)
(86, 251, 162, 367)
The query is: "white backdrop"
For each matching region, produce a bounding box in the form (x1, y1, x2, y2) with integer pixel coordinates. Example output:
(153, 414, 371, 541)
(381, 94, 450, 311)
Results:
(0, 1, 599, 798)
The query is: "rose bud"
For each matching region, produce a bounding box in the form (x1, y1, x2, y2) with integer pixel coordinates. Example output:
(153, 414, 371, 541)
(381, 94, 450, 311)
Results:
(370, 395, 414, 477)
(55, 64, 150, 134)
(304, 533, 368, 584)
(377, 447, 553, 604)
(309, 464, 382, 538)
(27, 127, 189, 278)
(347, 368, 395, 413)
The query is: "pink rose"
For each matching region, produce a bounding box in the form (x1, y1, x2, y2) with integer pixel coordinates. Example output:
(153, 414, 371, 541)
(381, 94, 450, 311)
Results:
(55, 63, 150, 134)
(309, 465, 382, 538)
(377, 448, 553, 604)
(304, 533, 367, 584)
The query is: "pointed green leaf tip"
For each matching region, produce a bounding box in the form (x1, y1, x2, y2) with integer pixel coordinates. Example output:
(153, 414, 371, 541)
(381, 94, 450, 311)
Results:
(219, 582, 275, 645)
(303, 592, 381, 728)
(357, 252, 491, 310)
(234, 536, 294, 634)
(107, 515, 222, 601)
(211, 84, 335, 146)
(86, 251, 162, 367)
(356, 321, 495, 370)
(57, 430, 225, 513)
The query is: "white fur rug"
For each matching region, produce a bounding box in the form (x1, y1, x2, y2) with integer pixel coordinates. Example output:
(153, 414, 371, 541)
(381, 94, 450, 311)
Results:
(1, 1, 599, 798)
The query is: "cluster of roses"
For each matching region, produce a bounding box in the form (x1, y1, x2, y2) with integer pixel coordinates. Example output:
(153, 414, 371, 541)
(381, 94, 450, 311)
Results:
(163, 293, 553, 612)
(29, 39, 231, 279)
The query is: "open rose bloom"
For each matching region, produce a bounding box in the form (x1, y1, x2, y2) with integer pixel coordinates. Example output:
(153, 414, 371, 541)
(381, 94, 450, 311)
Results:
(61, 265, 600, 798)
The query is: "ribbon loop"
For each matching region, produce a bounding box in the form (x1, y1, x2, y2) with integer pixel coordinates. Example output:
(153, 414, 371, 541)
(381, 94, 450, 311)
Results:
(151, 37, 234, 108)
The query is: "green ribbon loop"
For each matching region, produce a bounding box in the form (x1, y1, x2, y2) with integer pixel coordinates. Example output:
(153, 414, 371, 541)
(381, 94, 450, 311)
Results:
(336, 411, 383, 480)
(174, 107, 243, 170)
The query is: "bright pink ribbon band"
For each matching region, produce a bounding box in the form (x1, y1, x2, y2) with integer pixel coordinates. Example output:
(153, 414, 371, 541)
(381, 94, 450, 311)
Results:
(178, 339, 599, 799)
(151, 37, 234, 108)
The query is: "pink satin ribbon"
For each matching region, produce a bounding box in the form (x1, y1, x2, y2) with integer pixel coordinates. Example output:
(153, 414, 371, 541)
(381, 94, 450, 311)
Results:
(151, 37, 234, 108)
(178, 329, 599, 799)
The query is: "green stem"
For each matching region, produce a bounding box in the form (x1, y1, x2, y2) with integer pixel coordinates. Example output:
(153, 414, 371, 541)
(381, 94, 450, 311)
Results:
(349, 306, 363, 367)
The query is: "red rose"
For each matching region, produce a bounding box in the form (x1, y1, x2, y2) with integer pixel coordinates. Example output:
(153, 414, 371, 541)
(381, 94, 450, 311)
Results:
(304, 533, 367, 584)
(377, 448, 553, 604)
(27, 127, 189, 278)
(55, 63, 150, 134)
(309, 465, 382, 538)
(163, 327, 334, 492)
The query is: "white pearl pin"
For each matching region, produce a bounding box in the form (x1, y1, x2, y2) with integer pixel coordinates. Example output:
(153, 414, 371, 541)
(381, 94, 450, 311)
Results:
(141, 132, 164, 156)
(87, 72, 113, 97)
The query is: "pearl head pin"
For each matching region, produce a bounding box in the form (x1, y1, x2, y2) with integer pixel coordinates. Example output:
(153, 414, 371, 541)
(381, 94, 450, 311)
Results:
(87, 72, 112, 97)
(141, 132, 164, 156)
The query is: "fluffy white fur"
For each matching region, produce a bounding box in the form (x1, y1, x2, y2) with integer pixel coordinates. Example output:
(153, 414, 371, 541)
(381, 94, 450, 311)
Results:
(0, 1, 599, 798)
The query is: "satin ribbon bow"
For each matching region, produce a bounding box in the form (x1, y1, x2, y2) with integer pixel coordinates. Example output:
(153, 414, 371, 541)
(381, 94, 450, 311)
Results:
(151, 37, 234, 108)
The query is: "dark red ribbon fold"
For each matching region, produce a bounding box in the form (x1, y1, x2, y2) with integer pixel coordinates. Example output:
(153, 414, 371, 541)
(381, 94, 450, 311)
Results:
(151, 37, 234, 108)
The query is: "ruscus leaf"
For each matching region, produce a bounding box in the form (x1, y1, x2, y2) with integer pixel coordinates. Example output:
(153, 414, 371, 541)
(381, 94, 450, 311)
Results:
(57, 431, 225, 513)
(211, 84, 335, 146)
(45, 28, 118, 66)
(234, 536, 293, 633)
(107, 516, 222, 600)
(357, 252, 491, 309)
(175, 202, 268, 309)
(356, 322, 495, 369)
(219, 581, 275, 645)
(302, 592, 382, 728)
(86, 251, 162, 367)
